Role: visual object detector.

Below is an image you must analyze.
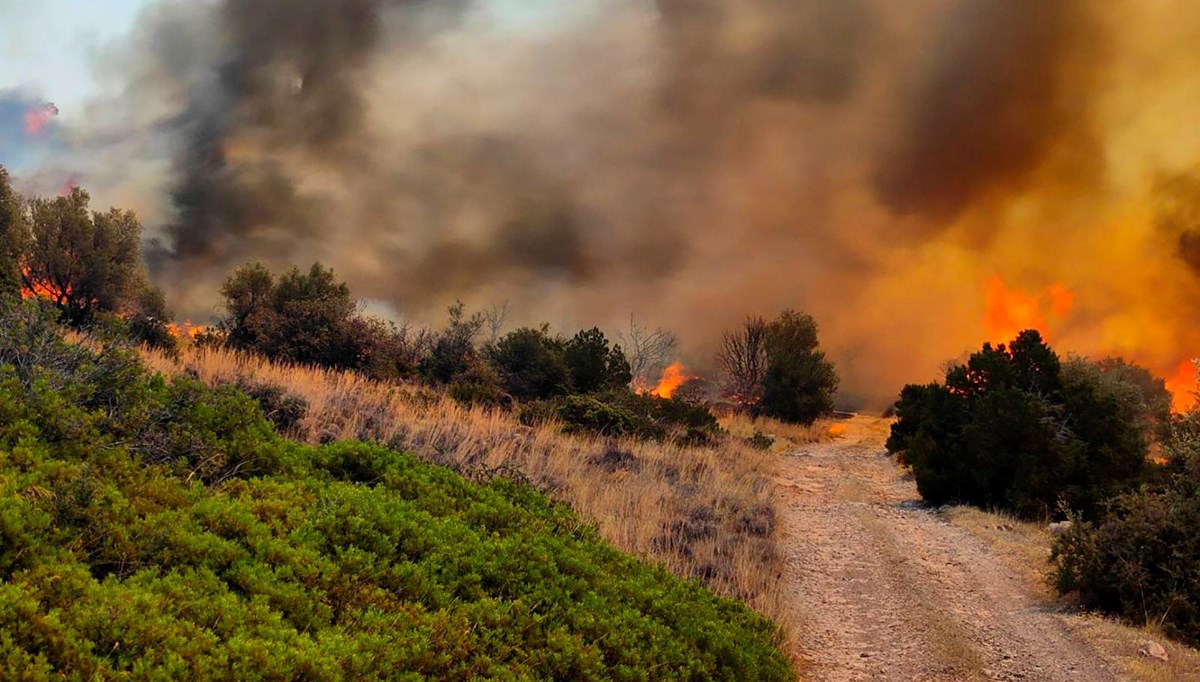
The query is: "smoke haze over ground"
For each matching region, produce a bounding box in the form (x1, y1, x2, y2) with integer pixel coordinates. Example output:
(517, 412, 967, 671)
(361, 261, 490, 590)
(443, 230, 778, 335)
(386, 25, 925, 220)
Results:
(10, 0, 1200, 406)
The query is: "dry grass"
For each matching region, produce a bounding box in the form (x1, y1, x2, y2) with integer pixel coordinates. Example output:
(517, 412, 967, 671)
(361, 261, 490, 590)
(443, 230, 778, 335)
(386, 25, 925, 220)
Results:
(943, 506, 1200, 680)
(139, 343, 807, 651)
(720, 412, 831, 454)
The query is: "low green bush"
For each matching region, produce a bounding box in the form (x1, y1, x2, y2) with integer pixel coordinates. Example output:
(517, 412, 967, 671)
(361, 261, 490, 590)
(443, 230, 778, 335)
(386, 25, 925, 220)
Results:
(0, 301, 793, 680)
(1053, 413, 1200, 647)
(529, 391, 723, 446)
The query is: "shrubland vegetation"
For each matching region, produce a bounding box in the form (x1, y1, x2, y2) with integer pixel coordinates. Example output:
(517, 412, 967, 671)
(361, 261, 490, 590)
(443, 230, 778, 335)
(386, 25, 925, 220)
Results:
(0, 301, 794, 679)
(0, 167, 823, 674)
(887, 329, 1200, 647)
(886, 330, 1158, 519)
(1053, 408, 1200, 647)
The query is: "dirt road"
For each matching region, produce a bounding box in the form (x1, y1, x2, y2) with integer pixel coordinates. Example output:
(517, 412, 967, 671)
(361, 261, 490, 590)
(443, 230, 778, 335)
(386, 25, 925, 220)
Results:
(777, 416, 1120, 682)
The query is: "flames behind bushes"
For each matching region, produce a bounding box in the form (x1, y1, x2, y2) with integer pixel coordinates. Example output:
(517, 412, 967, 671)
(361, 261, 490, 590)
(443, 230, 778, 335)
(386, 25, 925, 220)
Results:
(23, 0, 1200, 406)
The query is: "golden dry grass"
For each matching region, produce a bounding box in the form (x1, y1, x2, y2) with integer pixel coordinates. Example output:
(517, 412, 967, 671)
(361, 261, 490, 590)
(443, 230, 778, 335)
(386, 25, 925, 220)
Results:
(139, 342, 808, 652)
(719, 412, 831, 454)
(944, 505, 1200, 680)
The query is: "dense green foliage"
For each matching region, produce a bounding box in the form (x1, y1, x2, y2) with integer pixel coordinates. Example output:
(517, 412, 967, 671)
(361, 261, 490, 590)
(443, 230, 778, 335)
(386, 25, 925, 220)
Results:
(24, 189, 144, 327)
(486, 326, 633, 402)
(0, 302, 792, 680)
(219, 262, 422, 379)
(523, 391, 722, 446)
(887, 331, 1154, 518)
(717, 311, 838, 425)
(1053, 412, 1200, 646)
(486, 326, 572, 401)
(0, 167, 27, 297)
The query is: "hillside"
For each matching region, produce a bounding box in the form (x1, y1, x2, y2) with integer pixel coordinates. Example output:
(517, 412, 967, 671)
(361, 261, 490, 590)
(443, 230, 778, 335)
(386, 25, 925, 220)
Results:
(0, 302, 793, 680)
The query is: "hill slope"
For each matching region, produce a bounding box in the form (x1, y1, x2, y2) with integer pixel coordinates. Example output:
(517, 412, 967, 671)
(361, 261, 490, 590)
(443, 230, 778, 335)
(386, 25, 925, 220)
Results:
(0, 303, 793, 680)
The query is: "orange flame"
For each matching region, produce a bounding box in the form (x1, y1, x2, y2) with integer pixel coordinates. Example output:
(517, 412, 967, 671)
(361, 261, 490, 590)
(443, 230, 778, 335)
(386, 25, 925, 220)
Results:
(647, 362, 690, 399)
(983, 277, 1073, 345)
(20, 266, 66, 302)
(1165, 359, 1197, 414)
(168, 321, 210, 340)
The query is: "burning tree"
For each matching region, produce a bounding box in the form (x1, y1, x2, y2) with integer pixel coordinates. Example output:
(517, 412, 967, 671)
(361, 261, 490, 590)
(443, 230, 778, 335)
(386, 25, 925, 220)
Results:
(618, 315, 678, 388)
(23, 188, 145, 327)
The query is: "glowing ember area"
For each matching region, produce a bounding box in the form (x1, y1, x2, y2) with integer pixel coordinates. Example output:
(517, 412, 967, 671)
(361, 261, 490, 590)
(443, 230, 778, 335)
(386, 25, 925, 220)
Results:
(982, 277, 1073, 345)
(1165, 359, 1198, 414)
(20, 267, 65, 302)
(168, 322, 210, 340)
(23, 103, 59, 136)
(647, 362, 690, 399)
(57, 175, 81, 197)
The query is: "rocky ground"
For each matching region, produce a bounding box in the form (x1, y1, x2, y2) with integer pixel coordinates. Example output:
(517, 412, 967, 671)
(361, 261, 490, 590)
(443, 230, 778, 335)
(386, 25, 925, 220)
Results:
(777, 416, 1122, 682)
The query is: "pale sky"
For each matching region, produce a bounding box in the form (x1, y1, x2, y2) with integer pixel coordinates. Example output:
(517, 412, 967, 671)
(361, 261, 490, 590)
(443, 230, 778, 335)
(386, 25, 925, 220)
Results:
(0, 0, 154, 117)
(0, 0, 581, 119)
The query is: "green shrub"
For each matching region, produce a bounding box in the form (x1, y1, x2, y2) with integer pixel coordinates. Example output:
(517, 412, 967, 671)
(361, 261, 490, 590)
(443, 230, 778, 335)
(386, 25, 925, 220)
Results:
(1053, 481, 1200, 646)
(563, 327, 632, 394)
(1052, 409, 1200, 647)
(717, 310, 838, 425)
(557, 395, 640, 437)
(485, 326, 571, 401)
(541, 391, 723, 445)
(887, 331, 1151, 518)
(0, 303, 794, 680)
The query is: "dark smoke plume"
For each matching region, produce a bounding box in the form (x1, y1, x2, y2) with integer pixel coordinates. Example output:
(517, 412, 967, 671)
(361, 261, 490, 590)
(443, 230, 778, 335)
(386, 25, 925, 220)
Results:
(32, 0, 1200, 406)
(873, 0, 1108, 222)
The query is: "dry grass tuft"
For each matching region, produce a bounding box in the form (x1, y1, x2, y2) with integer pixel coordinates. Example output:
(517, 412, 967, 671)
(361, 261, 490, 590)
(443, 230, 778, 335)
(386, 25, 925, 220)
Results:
(140, 343, 809, 649)
(720, 412, 830, 454)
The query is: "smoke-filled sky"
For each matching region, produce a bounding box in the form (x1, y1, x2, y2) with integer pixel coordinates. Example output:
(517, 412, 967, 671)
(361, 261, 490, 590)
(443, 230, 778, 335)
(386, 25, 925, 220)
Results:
(4, 0, 1200, 407)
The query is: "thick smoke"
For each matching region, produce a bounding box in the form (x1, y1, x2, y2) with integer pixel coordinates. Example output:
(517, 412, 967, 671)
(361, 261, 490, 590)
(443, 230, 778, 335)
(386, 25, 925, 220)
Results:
(33, 0, 1200, 405)
(873, 0, 1108, 222)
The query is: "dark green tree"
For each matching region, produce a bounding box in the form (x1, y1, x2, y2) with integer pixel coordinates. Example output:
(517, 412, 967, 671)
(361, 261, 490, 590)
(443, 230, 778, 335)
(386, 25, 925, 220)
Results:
(486, 326, 571, 401)
(758, 310, 838, 425)
(126, 284, 179, 352)
(563, 327, 632, 394)
(218, 262, 374, 371)
(24, 189, 142, 327)
(0, 166, 27, 297)
(219, 261, 277, 351)
(887, 330, 1152, 518)
(422, 301, 485, 384)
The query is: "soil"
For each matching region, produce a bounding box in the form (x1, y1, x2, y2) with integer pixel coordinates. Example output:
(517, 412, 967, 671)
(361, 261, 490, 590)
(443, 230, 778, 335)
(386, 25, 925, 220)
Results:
(777, 416, 1121, 681)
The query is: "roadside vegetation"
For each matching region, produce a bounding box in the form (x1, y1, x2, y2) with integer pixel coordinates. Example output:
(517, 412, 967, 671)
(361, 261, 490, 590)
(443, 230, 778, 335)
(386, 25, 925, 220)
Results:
(887, 329, 1200, 649)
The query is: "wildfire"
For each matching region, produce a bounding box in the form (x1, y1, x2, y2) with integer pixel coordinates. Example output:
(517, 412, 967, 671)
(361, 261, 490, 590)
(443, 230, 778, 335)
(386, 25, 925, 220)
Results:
(168, 322, 210, 340)
(983, 277, 1073, 345)
(23, 103, 59, 136)
(635, 362, 692, 399)
(20, 267, 66, 302)
(1165, 359, 1198, 414)
(57, 175, 81, 197)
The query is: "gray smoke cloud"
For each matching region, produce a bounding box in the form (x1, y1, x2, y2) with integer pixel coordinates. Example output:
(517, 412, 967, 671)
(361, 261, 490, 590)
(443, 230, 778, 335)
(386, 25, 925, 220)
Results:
(30, 0, 1200, 406)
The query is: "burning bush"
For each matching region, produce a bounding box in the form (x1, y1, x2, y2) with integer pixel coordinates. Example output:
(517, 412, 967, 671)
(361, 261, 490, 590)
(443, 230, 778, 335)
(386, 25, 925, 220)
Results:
(887, 330, 1154, 519)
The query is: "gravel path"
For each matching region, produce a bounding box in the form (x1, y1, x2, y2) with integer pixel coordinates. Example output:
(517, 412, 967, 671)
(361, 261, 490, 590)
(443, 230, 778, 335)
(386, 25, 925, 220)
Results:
(777, 416, 1121, 681)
